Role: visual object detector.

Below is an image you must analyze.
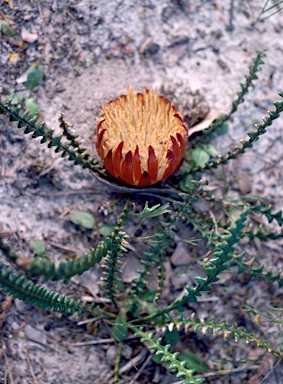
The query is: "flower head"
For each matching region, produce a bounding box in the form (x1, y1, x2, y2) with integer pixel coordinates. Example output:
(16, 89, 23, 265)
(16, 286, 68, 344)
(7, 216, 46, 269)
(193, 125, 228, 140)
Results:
(96, 88, 188, 187)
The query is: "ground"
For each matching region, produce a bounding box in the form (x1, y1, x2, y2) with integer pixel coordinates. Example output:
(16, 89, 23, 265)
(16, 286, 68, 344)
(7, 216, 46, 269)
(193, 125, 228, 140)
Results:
(0, 1, 283, 383)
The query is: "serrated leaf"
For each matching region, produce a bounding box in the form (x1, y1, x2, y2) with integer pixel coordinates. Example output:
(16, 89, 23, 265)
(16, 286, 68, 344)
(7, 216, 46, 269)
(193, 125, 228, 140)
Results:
(31, 240, 45, 256)
(194, 276, 207, 285)
(26, 64, 44, 90)
(69, 211, 95, 229)
(191, 148, 210, 167)
(188, 295, 197, 303)
(25, 98, 39, 118)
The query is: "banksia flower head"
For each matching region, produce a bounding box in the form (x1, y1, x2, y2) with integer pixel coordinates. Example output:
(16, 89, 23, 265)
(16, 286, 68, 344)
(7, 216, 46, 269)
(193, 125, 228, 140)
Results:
(96, 88, 188, 187)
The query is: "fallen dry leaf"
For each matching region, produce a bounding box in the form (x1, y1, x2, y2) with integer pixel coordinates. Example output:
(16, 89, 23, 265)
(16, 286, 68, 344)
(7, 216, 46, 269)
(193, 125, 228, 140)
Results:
(16, 70, 28, 84)
(188, 109, 227, 137)
(0, 296, 13, 327)
(21, 26, 38, 43)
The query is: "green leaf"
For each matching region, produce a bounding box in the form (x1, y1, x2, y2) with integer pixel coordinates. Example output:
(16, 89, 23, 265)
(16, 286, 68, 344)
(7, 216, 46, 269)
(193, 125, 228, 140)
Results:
(216, 122, 229, 135)
(126, 298, 141, 317)
(191, 148, 210, 167)
(25, 98, 39, 119)
(180, 174, 195, 192)
(31, 240, 45, 256)
(142, 301, 158, 315)
(26, 64, 44, 90)
(69, 211, 95, 229)
(142, 289, 157, 302)
(203, 144, 218, 157)
(0, 20, 16, 37)
(137, 202, 171, 219)
(111, 311, 128, 342)
(98, 224, 115, 236)
(178, 350, 209, 374)
(165, 328, 180, 346)
(8, 93, 23, 106)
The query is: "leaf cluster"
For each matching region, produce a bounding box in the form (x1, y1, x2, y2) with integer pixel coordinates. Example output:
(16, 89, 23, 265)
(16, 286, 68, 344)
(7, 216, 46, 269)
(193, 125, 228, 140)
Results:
(0, 262, 89, 315)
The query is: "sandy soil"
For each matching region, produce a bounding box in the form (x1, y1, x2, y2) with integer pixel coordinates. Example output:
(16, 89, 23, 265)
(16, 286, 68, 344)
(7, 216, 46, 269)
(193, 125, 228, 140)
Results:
(1, 1, 283, 383)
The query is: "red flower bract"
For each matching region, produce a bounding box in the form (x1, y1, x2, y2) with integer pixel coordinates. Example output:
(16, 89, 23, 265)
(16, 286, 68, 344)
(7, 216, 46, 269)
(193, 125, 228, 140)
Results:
(96, 88, 189, 187)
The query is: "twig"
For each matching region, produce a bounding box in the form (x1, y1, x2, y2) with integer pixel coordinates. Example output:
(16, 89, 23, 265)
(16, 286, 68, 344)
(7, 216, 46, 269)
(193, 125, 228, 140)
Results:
(70, 334, 139, 346)
(226, 0, 235, 31)
(40, 187, 177, 203)
(119, 349, 148, 374)
(70, 338, 115, 346)
(76, 317, 101, 325)
(3, 344, 14, 384)
(113, 343, 122, 384)
(209, 209, 219, 235)
(25, 348, 39, 384)
(39, 188, 106, 197)
(47, 240, 85, 255)
(91, 172, 181, 199)
(129, 353, 152, 384)
(25, 335, 59, 353)
(1, 157, 6, 177)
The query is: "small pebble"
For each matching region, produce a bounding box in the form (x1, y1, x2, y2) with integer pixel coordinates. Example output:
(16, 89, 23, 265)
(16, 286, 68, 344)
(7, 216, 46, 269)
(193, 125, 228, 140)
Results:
(237, 172, 252, 195)
(106, 345, 117, 366)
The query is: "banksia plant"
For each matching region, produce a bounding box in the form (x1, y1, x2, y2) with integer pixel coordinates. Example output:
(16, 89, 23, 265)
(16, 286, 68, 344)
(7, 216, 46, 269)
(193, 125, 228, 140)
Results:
(96, 88, 188, 186)
(1, 49, 283, 384)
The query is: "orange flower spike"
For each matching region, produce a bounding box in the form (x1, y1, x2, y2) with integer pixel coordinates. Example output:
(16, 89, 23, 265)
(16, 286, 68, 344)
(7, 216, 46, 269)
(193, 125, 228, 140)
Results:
(96, 127, 106, 151)
(96, 88, 189, 187)
(139, 171, 152, 187)
(170, 135, 181, 163)
(163, 150, 176, 180)
(133, 145, 142, 184)
(147, 146, 158, 184)
(112, 141, 124, 178)
(121, 151, 134, 185)
(104, 149, 114, 176)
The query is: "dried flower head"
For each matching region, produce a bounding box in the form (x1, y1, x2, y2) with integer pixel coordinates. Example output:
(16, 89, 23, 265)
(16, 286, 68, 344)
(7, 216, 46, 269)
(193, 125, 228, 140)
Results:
(96, 88, 188, 187)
